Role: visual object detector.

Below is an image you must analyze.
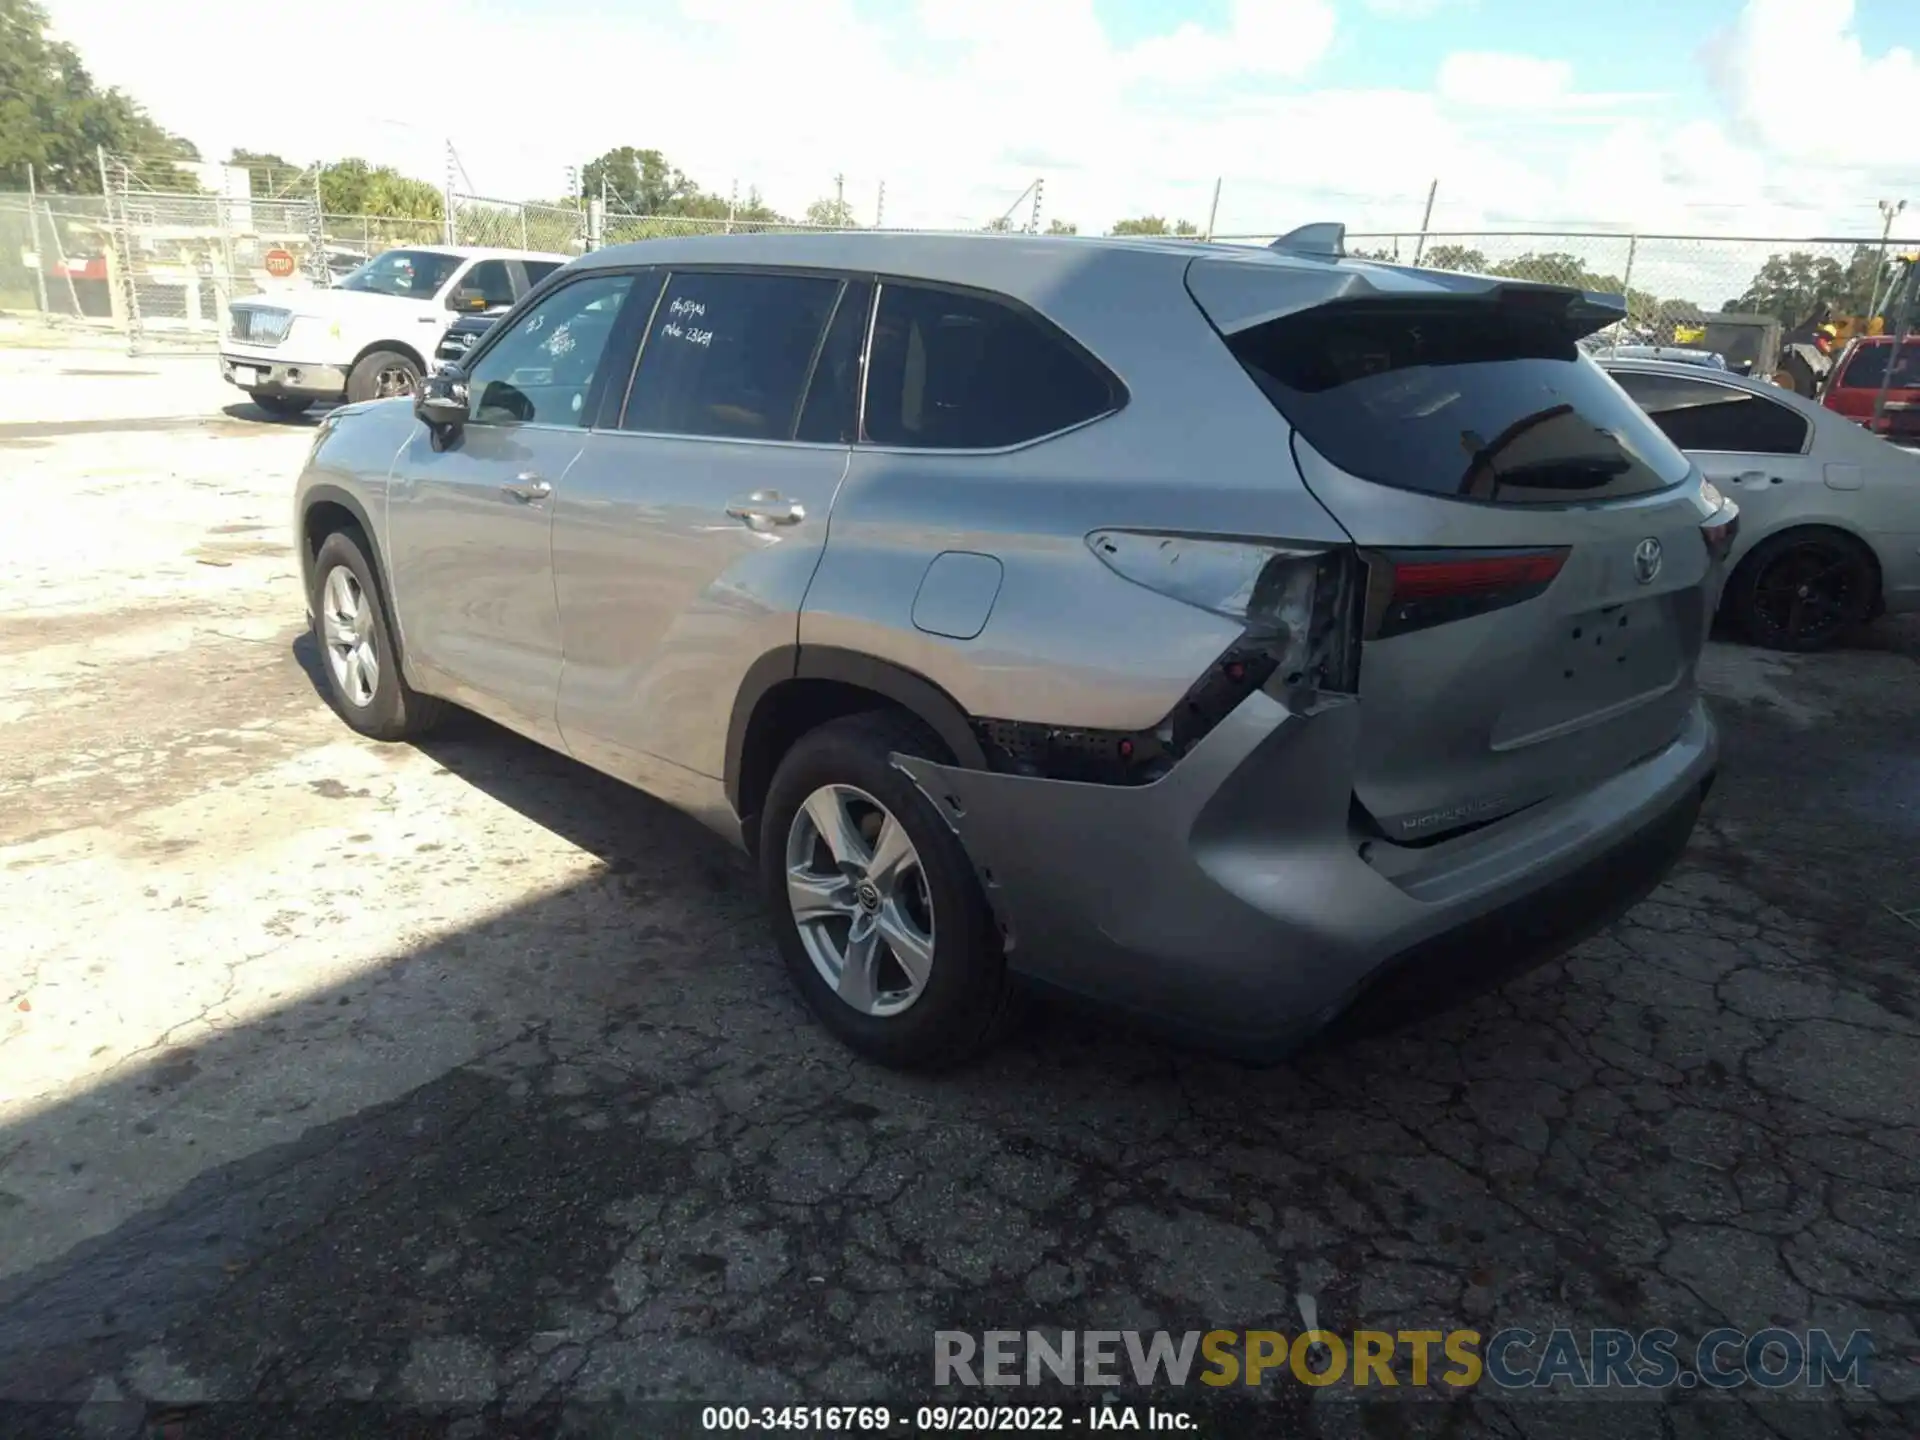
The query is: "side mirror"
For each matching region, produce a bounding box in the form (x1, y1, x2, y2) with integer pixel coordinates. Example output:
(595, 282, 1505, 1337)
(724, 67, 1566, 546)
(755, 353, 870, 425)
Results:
(449, 287, 490, 312)
(416, 371, 470, 432)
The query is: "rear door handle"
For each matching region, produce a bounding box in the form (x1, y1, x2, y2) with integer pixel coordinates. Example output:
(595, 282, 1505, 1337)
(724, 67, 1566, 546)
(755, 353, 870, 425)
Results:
(725, 490, 806, 529)
(502, 475, 551, 502)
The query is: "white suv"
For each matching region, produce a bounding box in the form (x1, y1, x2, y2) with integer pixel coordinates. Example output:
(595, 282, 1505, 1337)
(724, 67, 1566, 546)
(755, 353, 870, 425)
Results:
(221, 246, 569, 415)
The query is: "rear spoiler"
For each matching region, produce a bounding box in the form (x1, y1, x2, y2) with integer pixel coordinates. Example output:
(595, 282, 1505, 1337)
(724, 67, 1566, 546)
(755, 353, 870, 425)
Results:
(1194, 225, 1626, 341)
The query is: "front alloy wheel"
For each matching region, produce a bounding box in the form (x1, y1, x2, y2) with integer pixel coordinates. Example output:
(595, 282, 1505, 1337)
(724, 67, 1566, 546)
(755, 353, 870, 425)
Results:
(321, 564, 379, 708)
(784, 783, 936, 1017)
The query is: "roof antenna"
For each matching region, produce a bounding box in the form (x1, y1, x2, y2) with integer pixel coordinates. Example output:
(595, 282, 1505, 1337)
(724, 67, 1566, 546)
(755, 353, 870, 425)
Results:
(1269, 223, 1345, 259)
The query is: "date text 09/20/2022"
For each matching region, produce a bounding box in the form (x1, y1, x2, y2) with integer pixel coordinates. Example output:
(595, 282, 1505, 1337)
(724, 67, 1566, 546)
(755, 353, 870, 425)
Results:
(701, 1405, 1192, 1432)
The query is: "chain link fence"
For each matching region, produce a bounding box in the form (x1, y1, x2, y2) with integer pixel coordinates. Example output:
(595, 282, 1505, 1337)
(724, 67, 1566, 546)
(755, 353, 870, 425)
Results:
(5, 176, 1915, 360)
(449, 194, 587, 256)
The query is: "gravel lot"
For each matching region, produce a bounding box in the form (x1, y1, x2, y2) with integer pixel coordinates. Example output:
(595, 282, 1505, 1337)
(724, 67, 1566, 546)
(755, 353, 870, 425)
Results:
(2, 324, 1917, 1437)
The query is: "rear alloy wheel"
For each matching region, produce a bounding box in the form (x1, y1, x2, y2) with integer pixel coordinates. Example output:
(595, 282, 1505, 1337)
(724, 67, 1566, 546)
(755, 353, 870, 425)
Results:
(345, 348, 421, 404)
(1725, 529, 1877, 652)
(760, 711, 1017, 1069)
(785, 783, 937, 1019)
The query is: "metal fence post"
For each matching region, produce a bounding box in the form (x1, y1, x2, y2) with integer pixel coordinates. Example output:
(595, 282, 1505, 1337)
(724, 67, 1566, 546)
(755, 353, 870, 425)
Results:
(25, 163, 49, 314)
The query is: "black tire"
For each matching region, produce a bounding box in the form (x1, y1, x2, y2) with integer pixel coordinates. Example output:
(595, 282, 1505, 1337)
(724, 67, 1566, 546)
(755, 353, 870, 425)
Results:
(248, 391, 310, 417)
(308, 528, 444, 740)
(1722, 528, 1878, 652)
(345, 348, 421, 404)
(759, 710, 1017, 1070)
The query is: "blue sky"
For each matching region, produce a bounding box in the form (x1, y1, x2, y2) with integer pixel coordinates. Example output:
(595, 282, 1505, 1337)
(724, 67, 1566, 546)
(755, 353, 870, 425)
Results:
(41, 0, 1920, 249)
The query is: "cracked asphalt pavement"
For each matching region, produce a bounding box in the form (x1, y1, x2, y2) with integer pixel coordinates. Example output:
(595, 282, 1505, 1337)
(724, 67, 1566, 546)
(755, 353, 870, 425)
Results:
(1, 332, 1917, 1438)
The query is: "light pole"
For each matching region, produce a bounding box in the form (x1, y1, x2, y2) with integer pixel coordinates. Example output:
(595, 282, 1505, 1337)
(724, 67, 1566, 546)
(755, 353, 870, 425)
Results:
(1870, 199, 1906, 322)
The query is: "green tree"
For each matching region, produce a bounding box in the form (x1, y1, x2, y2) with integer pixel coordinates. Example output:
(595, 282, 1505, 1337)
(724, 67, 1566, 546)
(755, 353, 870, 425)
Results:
(583, 146, 704, 215)
(318, 158, 443, 220)
(805, 195, 858, 229)
(1421, 244, 1488, 273)
(1725, 250, 1850, 329)
(1044, 218, 1079, 236)
(1109, 215, 1197, 236)
(1349, 246, 1396, 261)
(1, 0, 200, 191)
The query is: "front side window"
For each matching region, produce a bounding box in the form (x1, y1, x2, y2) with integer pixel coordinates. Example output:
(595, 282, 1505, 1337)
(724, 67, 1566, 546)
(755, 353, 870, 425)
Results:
(454, 259, 516, 311)
(521, 260, 565, 289)
(862, 283, 1118, 449)
(624, 270, 842, 440)
(337, 249, 464, 300)
(466, 272, 637, 427)
(1610, 370, 1809, 455)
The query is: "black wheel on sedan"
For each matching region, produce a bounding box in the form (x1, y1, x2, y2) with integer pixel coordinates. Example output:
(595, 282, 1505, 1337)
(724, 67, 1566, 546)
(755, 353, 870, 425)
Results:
(759, 711, 1018, 1070)
(1723, 528, 1878, 652)
(309, 528, 444, 740)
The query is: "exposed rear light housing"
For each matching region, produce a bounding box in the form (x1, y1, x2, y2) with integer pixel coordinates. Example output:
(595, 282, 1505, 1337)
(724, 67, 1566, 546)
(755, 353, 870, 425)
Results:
(1363, 547, 1569, 639)
(971, 534, 1366, 786)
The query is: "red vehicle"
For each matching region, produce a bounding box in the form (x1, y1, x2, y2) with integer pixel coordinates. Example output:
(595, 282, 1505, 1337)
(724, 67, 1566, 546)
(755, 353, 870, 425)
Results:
(1821, 334, 1920, 442)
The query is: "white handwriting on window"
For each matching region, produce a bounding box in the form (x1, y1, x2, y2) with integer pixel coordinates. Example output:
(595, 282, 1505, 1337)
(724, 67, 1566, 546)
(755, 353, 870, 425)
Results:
(669, 297, 706, 320)
(661, 322, 712, 347)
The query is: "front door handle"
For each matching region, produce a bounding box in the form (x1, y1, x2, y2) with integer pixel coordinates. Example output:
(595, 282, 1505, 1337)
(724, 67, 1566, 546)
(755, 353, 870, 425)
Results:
(725, 490, 806, 530)
(502, 475, 551, 502)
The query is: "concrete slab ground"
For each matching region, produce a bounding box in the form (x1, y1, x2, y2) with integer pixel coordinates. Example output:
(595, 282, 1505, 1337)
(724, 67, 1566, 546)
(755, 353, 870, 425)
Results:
(1, 343, 1916, 1436)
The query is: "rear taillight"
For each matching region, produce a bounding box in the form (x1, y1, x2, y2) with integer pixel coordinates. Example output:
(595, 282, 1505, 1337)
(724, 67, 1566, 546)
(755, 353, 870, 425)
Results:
(1701, 505, 1739, 562)
(1362, 547, 1569, 639)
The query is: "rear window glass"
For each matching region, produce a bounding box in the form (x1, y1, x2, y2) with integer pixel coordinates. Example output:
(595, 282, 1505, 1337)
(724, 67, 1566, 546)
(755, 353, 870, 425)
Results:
(1837, 340, 1920, 390)
(1229, 303, 1692, 504)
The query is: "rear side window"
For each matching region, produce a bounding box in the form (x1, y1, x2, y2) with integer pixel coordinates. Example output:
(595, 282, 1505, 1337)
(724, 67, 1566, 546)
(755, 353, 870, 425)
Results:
(1610, 370, 1809, 455)
(1228, 302, 1692, 504)
(1837, 341, 1920, 390)
(624, 270, 841, 440)
(863, 282, 1118, 449)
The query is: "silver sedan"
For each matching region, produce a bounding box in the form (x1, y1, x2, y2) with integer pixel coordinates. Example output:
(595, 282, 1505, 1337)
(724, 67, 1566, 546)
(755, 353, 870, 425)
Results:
(1604, 357, 1920, 650)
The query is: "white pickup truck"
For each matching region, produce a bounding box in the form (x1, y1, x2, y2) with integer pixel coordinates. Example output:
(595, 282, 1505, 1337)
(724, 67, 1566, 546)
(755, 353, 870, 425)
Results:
(220, 245, 569, 415)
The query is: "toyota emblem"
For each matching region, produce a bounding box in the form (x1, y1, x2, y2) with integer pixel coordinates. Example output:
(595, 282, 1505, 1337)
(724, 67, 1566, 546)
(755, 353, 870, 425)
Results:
(1633, 537, 1663, 585)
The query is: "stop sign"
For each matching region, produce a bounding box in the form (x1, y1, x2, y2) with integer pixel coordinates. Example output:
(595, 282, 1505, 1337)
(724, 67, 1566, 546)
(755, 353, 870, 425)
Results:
(264, 248, 296, 278)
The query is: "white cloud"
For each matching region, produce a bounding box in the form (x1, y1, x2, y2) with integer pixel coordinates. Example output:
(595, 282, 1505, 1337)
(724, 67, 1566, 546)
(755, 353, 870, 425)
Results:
(1362, 0, 1472, 15)
(33, 0, 1920, 273)
(1436, 51, 1573, 110)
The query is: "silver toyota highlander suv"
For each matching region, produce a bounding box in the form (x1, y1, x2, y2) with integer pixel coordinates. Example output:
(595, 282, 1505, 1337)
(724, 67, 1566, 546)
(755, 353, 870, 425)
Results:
(292, 225, 1738, 1069)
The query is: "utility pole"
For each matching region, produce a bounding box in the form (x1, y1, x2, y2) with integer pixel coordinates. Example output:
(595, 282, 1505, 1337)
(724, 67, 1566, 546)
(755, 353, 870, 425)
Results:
(834, 173, 846, 225)
(25, 163, 48, 314)
(442, 139, 457, 245)
(1029, 178, 1044, 234)
(875, 180, 885, 230)
(1870, 199, 1907, 321)
(1203, 177, 1222, 243)
(1411, 178, 1438, 266)
(727, 180, 738, 234)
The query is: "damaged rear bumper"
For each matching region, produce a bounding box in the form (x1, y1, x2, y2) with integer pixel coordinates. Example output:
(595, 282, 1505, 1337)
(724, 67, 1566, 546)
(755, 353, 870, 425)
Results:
(894, 691, 1717, 1060)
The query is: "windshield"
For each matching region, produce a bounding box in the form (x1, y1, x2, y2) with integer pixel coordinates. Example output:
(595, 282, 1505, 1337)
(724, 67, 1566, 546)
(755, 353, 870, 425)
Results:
(336, 249, 463, 299)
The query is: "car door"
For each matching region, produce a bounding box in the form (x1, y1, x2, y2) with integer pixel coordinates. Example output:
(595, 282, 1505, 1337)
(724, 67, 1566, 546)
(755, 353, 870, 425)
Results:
(551, 268, 866, 786)
(1609, 368, 1822, 541)
(386, 268, 648, 748)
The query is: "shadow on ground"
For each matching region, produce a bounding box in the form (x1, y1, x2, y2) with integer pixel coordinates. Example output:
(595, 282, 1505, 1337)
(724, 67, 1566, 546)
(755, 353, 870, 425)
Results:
(1, 637, 1916, 1438)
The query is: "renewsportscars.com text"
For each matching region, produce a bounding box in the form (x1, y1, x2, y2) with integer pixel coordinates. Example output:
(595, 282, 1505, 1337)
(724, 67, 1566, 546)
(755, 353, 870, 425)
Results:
(933, 1328, 1873, 1391)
